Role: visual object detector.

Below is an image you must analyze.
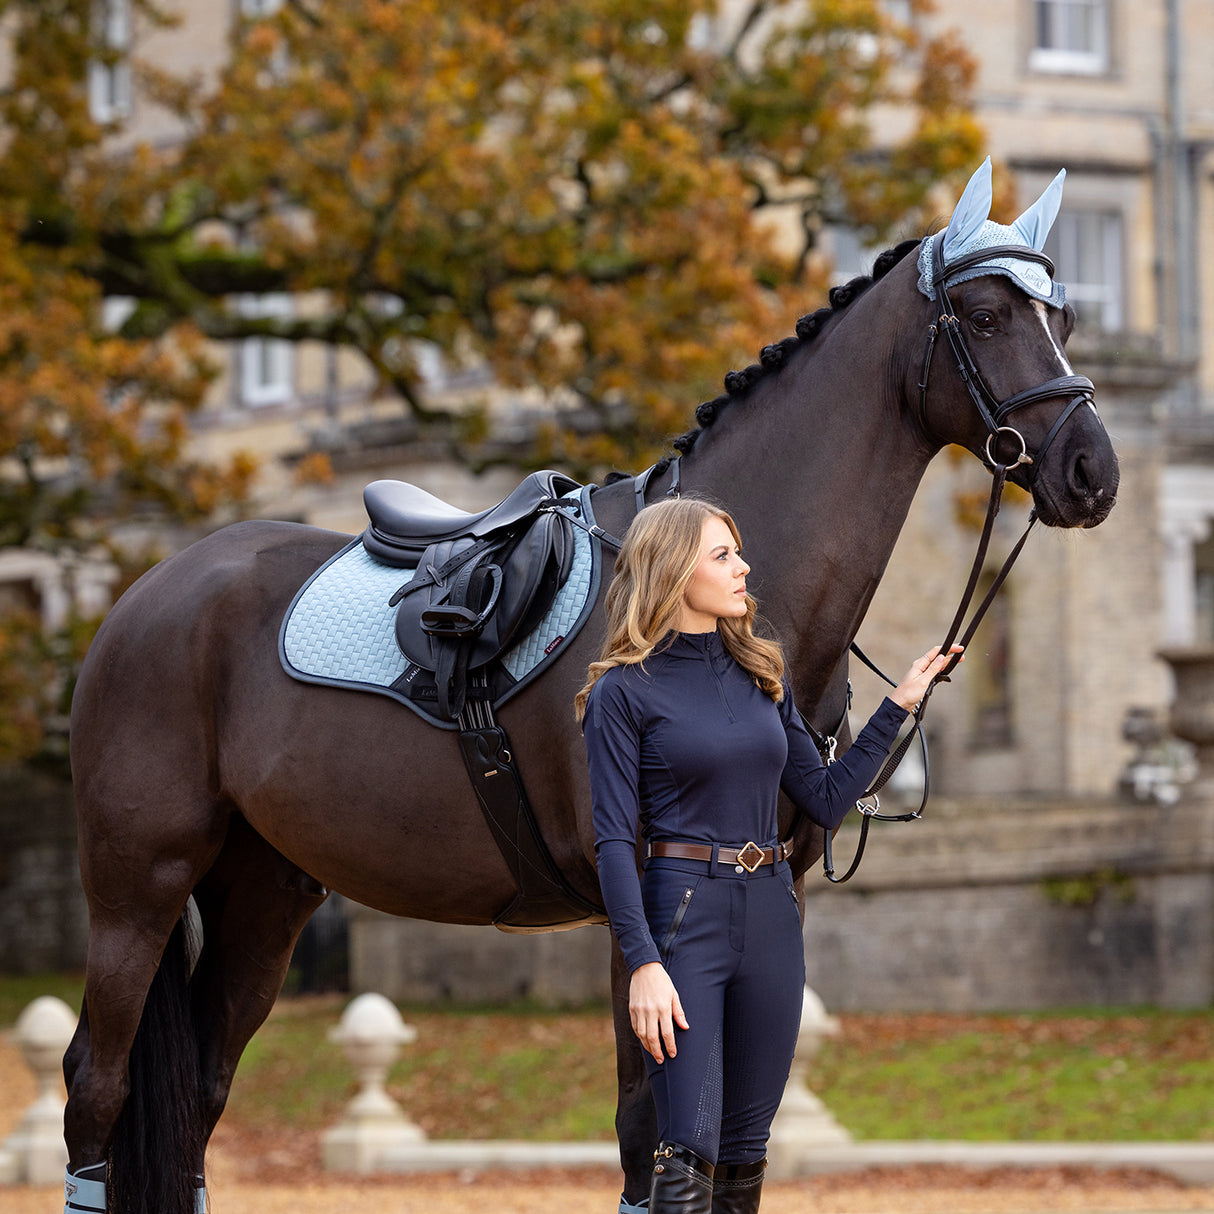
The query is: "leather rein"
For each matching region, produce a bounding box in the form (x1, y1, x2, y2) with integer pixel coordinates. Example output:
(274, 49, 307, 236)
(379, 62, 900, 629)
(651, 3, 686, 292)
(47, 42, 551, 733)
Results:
(820, 240, 1096, 883)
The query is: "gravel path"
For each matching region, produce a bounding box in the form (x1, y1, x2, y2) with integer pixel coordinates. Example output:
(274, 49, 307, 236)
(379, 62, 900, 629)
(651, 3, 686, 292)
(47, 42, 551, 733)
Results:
(6, 1032, 1214, 1213)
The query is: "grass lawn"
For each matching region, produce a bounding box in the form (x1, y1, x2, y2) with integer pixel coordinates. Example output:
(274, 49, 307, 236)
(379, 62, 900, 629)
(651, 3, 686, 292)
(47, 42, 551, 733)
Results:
(4, 975, 1211, 1142)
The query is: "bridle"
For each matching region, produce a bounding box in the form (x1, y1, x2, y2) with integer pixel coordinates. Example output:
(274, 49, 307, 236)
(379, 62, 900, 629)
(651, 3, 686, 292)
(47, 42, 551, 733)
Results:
(820, 240, 1096, 883)
(919, 239, 1095, 476)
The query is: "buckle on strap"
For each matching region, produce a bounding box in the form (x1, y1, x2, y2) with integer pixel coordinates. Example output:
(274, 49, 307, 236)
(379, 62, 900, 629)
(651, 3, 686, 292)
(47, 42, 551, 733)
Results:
(736, 841, 765, 873)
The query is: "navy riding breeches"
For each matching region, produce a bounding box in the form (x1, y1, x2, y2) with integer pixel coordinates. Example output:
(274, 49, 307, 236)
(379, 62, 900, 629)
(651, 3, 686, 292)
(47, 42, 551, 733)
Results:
(640, 852, 805, 1167)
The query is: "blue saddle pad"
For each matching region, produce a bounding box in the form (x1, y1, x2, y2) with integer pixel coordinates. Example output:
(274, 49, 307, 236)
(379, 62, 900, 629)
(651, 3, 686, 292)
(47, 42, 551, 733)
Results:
(278, 487, 601, 727)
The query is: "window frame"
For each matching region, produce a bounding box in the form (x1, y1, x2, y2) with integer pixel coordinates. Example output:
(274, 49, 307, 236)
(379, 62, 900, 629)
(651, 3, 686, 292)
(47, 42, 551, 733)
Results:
(236, 294, 295, 408)
(88, 0, 133, 122)
(1028, 0, 1111, 76)
(1044, 207, 1125, 333)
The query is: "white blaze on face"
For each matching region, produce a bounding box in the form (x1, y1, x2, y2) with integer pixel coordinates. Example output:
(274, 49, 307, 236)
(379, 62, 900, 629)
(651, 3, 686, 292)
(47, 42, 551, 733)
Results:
(1030, 299, 1099, 417)
(1030, 298, 1072, 374)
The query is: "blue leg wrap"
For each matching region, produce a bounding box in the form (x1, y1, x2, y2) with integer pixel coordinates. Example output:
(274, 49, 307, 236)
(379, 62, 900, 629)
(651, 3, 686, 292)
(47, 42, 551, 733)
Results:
(619, 1197, 649, 1214)
(64, 1163, 106, 1214)
(194, 1174, 207, 1213)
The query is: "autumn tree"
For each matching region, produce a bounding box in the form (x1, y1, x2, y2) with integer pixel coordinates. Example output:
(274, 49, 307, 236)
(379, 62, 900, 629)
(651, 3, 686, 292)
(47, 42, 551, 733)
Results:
(15, 0, 981, 472)
(0, 0, 982, 761)
(0, 0, 255, 763)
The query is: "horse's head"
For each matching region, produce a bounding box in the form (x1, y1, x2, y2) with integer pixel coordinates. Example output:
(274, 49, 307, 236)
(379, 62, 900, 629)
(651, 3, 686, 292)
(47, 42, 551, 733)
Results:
(911, 159, 1119, 528)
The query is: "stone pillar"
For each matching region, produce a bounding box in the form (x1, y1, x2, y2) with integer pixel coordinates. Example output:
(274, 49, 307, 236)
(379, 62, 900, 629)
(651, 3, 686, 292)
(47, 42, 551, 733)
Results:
(0, 996, 77, 1185)
(1159, 647, 1214, 783)
(766, 985, 852, 1179)
(321, 993, 426, 1174)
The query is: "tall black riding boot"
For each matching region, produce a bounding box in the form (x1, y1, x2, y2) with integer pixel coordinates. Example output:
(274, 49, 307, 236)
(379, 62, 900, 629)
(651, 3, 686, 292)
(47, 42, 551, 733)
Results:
(710, 1157, 766, 1214)
(648, 1141, 714, 1213)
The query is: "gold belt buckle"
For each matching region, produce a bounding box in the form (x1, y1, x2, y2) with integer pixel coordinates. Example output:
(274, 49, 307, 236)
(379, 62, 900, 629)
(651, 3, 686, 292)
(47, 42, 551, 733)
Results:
(736, 841, 765, 873)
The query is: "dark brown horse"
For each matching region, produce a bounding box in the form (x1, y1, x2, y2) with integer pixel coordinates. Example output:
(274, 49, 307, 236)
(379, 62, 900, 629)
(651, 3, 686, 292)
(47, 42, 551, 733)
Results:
(64, 205, 1118, 1210)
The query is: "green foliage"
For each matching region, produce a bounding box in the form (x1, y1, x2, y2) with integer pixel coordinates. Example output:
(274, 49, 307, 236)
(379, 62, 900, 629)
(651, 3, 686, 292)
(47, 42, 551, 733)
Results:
(224, 999, 620, 1141)
(3, 982, 1211, 1142)
(811, 1010, 1214, 1142)
(1042, 869, 1137, 908)
(0, 971, 83, 1026)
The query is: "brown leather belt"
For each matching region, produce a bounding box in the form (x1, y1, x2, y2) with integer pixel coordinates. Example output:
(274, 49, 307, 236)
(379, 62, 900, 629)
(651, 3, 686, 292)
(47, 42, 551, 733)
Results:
(645, 839, 791, 873)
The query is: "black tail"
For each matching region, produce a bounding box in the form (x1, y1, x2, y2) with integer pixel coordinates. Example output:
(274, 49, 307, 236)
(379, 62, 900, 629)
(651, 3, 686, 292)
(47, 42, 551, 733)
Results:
(108, 915, 206, 1214)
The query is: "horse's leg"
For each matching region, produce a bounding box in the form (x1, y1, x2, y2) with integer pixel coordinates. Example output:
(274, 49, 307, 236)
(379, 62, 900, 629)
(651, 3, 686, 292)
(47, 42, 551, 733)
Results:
(189, 817, 329, 1141)
(611, 936, 658, 1211)
(62, 880, 207, 1214)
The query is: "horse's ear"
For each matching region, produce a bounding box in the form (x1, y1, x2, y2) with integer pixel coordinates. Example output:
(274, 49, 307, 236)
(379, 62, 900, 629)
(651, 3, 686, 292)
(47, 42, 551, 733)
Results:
(1011, 168, 1067, 251)
(942, 157, 993, 259)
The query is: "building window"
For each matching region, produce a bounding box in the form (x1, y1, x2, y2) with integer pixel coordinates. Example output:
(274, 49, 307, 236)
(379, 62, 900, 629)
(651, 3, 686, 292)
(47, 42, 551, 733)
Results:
(1029, 0, 1109, 75)
(240, 0, 283, 14)
(237, 295, 294, 407)
(1194, 530, 1214, 645)
(1044, 209, 1124, 331)
(88, 0, 132, 122)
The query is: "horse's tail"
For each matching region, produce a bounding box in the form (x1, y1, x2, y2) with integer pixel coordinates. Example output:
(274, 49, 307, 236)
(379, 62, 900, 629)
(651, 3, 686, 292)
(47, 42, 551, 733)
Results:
(108, 914, 206, 1214)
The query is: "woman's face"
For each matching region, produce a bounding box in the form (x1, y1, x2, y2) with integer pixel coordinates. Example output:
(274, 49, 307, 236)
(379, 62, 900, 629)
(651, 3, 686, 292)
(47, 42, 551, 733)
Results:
(678, 515, 750, 633)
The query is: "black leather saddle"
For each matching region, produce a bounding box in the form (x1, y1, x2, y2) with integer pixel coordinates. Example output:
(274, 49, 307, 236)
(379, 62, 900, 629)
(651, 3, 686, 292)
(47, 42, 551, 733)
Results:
(361, 469, 581, 720)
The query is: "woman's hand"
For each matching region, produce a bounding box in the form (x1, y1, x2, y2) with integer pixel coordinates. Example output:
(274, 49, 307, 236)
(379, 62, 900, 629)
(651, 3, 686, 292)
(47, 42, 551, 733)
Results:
(889, 644, 964, 712)
(629, 962, 688, 1064)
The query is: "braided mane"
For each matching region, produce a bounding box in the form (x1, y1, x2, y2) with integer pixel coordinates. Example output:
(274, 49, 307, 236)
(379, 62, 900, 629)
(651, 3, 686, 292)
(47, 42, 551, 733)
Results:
(608, 237, 921, 483)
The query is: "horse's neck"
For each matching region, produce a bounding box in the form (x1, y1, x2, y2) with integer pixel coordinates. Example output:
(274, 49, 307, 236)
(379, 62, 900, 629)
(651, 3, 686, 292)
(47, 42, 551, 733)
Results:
(682, 297, 933, 709)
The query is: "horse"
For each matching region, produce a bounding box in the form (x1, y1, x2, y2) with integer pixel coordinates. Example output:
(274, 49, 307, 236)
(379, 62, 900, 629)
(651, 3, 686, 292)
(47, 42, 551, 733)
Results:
(63, 163, 1119, 1214)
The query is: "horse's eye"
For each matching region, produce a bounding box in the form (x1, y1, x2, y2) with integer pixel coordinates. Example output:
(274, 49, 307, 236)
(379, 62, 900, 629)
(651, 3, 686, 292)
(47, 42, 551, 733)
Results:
(970, 310, 997, 333)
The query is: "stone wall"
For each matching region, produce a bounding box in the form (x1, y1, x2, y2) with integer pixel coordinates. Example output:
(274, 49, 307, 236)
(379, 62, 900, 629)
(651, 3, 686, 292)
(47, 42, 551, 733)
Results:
(347, 796, 1214, 1011)
(802, 796, 1214, 1012)
(0, 768, 87, 974)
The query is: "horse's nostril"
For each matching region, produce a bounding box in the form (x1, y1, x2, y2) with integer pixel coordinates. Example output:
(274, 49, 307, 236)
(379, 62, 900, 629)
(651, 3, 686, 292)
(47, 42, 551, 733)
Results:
(1069, 451, 1093, 495)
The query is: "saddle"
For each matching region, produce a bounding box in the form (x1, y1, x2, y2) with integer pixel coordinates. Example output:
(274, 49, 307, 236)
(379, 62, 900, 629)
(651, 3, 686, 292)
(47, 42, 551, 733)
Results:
(357, 468, 607, 931)
(362, 469, 581, 721)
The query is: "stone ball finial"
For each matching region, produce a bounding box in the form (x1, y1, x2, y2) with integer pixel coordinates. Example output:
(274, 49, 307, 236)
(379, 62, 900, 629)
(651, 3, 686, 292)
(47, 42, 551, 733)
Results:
(14, 996, 78, 1077)
(329, 993, 416, 1051)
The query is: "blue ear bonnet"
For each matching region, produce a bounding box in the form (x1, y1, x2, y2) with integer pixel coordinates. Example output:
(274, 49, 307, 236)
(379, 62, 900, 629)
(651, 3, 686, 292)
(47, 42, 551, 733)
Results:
(916, 158, 1068, 309)
(917, 227, 1066, 308)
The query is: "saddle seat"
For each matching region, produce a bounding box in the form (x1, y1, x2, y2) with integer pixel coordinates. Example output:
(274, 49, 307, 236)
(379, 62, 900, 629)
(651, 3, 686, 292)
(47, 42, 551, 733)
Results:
(363, 470, 580, 566)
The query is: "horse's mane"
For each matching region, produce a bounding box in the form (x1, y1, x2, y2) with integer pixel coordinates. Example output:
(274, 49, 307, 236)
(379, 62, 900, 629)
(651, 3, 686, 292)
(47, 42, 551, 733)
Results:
(606, 236, 921, 483)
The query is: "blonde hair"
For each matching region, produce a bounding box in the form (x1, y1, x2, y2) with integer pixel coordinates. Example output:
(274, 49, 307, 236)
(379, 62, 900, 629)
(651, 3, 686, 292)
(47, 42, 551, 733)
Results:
(574, 497, 785, 721)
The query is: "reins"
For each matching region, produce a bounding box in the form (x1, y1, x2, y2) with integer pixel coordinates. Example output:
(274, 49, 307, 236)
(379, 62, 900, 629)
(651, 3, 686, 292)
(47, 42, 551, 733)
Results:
(821, 240, 1094, 883)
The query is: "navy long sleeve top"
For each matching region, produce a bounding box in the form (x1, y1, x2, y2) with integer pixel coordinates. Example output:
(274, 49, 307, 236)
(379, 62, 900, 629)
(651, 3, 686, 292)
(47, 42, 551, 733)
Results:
(582, 630, 908, 973)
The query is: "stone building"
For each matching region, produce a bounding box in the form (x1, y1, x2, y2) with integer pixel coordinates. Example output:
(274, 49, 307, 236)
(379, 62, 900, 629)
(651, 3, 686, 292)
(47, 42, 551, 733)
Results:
(4, 0, 1214, 1006)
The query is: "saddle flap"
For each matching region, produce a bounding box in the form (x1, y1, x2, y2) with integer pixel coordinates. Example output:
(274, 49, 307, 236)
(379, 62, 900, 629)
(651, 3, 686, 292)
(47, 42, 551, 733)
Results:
(391, 511, 575, 719)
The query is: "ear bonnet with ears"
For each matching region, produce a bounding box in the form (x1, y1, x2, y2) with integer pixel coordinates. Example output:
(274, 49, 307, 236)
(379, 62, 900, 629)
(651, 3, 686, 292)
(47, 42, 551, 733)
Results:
(917, 157, 1068, 308)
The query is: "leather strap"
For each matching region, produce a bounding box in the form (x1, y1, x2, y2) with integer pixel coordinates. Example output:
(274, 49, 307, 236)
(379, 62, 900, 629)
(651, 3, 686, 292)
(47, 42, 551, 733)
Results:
(457, 696, 606, 929)
(646, 840, 791, 869)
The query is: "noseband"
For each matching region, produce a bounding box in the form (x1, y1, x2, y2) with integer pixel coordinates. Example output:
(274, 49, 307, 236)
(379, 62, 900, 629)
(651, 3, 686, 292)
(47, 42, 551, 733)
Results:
(918, 239, 1095, 475)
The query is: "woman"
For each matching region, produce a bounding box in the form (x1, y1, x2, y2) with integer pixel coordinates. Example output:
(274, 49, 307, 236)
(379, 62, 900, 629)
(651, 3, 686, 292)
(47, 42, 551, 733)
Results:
(577, 497, 959, 1214)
